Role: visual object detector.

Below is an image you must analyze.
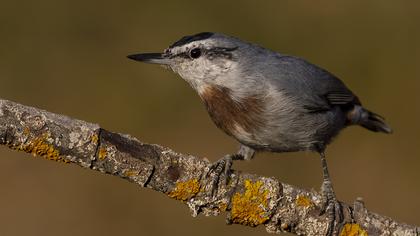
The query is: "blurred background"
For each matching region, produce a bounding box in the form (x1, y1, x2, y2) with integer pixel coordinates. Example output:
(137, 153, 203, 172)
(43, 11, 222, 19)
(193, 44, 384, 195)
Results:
(0, 0, 419, 235)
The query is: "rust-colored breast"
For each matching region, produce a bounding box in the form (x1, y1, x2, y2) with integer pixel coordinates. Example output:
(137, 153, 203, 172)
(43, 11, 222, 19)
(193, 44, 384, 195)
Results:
(199, 85, 265, 136)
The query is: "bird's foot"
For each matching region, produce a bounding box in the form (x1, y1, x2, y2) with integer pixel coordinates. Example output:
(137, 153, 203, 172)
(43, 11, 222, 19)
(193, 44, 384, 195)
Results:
(320, 180, 344, 236)
(206, 154, 242, 199)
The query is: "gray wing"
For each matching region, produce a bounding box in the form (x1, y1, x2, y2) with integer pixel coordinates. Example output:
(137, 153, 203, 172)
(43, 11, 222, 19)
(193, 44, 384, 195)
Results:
(268, 55, 360, 112)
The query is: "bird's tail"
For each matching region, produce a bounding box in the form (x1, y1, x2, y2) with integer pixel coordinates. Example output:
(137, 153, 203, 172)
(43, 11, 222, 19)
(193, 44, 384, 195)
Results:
(349, 106, 393, 134)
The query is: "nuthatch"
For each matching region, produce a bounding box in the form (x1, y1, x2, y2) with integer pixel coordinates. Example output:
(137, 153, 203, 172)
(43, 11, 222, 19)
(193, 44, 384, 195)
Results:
(128, 32, 391, 234)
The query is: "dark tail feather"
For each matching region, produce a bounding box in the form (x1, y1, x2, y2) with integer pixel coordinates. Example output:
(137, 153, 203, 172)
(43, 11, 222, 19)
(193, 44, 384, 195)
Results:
(359, 109, 393, 134)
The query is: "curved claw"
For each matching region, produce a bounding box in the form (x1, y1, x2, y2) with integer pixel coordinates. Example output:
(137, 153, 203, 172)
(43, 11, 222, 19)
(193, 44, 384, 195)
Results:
(318, 152, 346, 235)
(321, 180, 344, 236)
(205, 154, 238, 198)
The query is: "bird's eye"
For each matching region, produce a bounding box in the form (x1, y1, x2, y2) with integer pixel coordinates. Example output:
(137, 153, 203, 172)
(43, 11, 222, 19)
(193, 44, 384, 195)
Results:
(189, 48, 202, 59)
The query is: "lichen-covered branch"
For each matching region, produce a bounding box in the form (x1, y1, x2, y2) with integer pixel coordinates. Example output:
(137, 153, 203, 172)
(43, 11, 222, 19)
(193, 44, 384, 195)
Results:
(0, 98, 418, 236)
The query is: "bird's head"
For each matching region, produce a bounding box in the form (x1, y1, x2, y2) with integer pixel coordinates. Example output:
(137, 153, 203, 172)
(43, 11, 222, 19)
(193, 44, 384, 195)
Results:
(128, 32, 245, 92)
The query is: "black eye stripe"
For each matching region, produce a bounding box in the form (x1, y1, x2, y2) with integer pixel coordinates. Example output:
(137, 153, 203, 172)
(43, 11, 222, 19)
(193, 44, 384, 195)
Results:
(168, 52, 189, 59)
(211, 47, 238, 52)
(167, 47, 238, 60)
(207, 47, 238, 59)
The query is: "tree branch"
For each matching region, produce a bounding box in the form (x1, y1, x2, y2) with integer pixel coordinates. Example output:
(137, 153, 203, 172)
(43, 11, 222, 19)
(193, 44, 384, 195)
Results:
(0, 98, 417, 236)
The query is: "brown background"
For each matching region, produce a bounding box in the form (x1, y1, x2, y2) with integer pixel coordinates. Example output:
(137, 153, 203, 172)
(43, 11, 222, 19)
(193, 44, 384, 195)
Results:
(0, 1, 419, 235)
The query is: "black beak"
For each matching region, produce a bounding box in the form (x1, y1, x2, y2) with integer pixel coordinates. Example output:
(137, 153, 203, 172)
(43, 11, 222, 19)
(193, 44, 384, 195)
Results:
(127, 53, 171, 65)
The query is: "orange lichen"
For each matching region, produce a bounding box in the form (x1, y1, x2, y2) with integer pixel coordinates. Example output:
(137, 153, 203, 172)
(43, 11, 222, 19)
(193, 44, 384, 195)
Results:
(230, 179, 269, 227)
(339, 223, 368, 236)
(9, 134, 69, 163)
(296, 195, 313, 208)
(98, 147, 107, 160)
(168, 179, 200, 201)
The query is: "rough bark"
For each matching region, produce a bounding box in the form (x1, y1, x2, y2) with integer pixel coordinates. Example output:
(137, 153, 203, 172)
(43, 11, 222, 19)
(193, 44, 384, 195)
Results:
(0, 98, 418, 236)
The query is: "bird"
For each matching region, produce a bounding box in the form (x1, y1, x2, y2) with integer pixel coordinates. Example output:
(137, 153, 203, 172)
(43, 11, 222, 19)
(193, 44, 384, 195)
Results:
(127, 32, 392, 235)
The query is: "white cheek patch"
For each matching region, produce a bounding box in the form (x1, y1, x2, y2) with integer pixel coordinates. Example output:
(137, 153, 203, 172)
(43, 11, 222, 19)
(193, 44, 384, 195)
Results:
(202, 58, 234, 78)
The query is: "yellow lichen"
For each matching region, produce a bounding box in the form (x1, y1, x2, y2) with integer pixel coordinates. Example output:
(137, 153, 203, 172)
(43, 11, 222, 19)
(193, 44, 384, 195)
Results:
(9, 134, 68, 163)
(23, 127, 30, 135)
(123, 169, 139, 177)
(219, 202, 228, 212)
(91, 134, 99, 144)
(98, 147, 107, 160)
(296, 195, 313, 208)
(339, 223, 368, 236)
(168, 179, 200, 201)
(230, 179, 269, 227)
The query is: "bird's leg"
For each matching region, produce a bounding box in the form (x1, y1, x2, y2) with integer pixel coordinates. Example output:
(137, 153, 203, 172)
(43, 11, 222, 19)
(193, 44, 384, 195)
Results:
(319, 152, 344, 236)
(206, 145, 255, 198)
(237, 144, 256, 161)
(206, 153, 242, 198)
